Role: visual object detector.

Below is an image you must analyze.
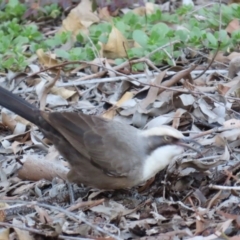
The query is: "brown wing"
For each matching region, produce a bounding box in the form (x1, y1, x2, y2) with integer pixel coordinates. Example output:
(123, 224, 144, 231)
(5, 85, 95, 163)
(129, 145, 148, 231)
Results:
(41, 112, 145, 177)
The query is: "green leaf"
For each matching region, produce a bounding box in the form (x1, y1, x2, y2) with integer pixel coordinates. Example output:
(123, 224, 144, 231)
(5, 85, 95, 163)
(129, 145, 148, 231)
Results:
(55, 49, 70, 60)
(128, 47, 144, 58)
(13, 36, 29, 45)
(206, 33, 217, 47)
(176, 4, 193, 15)
(216, 30, 230, 49)
(232, 30, 240, 45)
(115, 21, 129, 38)
(132, 62, 145, 71)
(69, 47, 84, 61)
(99, 35, 108, 44)
(115, 58, 125, 65)
(8, 0, 19, 7)
(150, 23, 170, 40)
(132, 30, 148, 48)
(175, 29, 189, 41)
(76, 33, 85, 43)
(45, 38, 61, 48)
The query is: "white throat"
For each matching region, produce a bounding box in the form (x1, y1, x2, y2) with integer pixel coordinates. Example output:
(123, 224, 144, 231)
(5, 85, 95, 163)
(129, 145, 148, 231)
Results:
(142, 145, 184, 181)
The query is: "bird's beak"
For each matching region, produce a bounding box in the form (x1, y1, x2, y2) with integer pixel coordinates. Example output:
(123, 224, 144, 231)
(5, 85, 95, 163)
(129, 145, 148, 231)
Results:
(176, 137, 202, 155)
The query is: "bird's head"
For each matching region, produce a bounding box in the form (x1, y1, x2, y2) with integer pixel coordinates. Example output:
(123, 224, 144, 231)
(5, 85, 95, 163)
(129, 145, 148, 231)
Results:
(141, 125, 201, 157)
(140, 125, 201, 181)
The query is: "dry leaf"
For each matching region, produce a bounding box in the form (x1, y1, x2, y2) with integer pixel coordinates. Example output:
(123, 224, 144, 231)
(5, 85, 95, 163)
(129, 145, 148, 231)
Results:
(172, 108, 190, 129)
(51, 87, 76, 100)
(179, 94, 195, 106)
(36, 49, 59, 68)
(138, 70, 167, 113)
(60, 0, 99, 38)
(223, 119, 240, 128)
(103, 26, 129, 58)
(103, 91, 134, 119)
(17, 156, 68, 181)
(226, 19, 240, 34)
(0, 227, 9, 240)
(13, 218, 34, 240)
(35, 206, 52, 224)
(228, 56, 240, 79)
(144, 112, 175, 129)
(1, 109, 17, 132)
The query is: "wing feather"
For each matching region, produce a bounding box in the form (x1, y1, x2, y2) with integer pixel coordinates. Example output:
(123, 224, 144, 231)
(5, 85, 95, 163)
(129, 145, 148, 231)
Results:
(41, 112, 145, 177)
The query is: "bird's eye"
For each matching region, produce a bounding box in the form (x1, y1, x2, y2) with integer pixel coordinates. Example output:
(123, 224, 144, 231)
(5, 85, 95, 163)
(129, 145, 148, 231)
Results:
(164, 136, 170, 141)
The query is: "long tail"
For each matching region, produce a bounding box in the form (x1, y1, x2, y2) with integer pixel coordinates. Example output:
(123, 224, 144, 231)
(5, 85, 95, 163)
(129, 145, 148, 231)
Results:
(0, 86, 40, 125)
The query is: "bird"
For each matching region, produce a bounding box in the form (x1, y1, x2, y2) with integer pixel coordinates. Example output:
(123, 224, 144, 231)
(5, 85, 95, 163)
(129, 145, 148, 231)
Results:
(0, 86, 200, 189)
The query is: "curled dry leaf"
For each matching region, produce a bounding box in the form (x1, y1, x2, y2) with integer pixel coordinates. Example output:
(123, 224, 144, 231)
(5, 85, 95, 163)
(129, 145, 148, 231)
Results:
(144, 112, 175, 129)
(35, 206, 52, 224)
(172, 108, 191, 129)
(102, 91, 134, 119)
(51, 87, 76, 100)
(36, 49, 59, 68)
(198, 98, 220, 124)
(219, 145, 230, 161)
(108, 81, 131, 104)
(11, 141, 24, 155)
(103, 26, 129, 58)
(138, 70, 167, 113)
(17, 156, 68, 182)
(60, 0, 99, 37)
(1, 109, 17, 132)
(35, 76, 59, 110)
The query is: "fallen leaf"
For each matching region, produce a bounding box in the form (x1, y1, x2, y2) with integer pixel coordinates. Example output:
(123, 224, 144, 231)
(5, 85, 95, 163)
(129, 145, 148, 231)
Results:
(13, 218, 34, 240)
(103, 26, 129, 58)
(36, 49, 59, 68)
(226, 19, 240, 34)
(102, 91, 134, 119)
(60, 0, 99, 38)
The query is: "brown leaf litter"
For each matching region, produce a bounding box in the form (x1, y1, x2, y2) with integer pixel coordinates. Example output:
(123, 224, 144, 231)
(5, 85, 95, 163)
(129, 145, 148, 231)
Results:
(1, 1, 240, 239)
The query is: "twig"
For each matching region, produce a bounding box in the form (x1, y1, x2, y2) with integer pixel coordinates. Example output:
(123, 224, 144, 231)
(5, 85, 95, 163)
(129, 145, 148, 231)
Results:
(209, 184, 240, 191)
(192, 126, 240, 139)
(145, 40, 180, 58)
(12, 69, 228, 94)
(193, 42, 220, 80)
